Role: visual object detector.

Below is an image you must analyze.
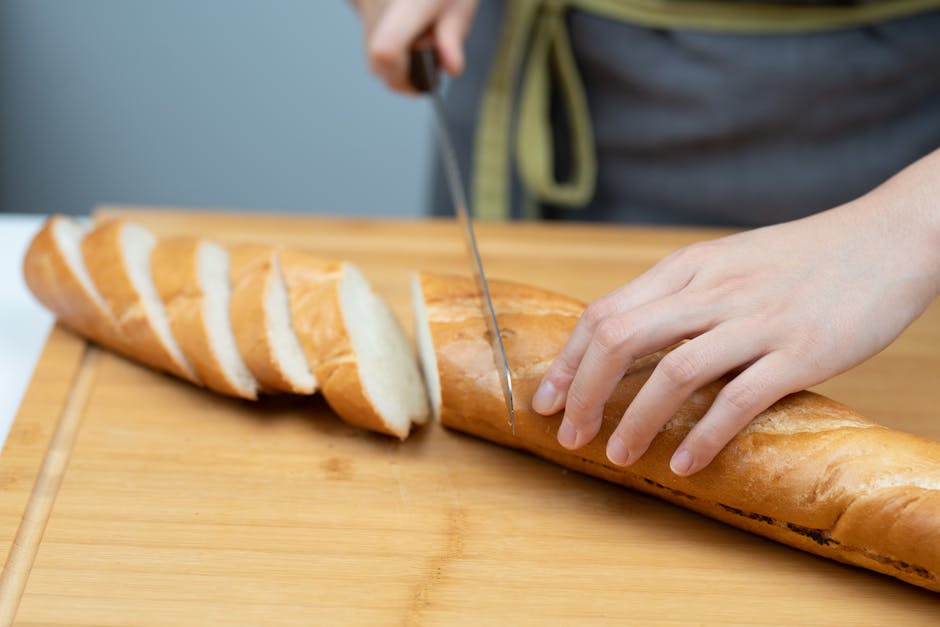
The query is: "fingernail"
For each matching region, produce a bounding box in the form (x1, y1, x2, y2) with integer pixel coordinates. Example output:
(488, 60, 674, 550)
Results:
(532, 380, 562, 415)
(670, 449, 694, 476)
(606, 435, 630, 466)
(557, 418, 579, 449)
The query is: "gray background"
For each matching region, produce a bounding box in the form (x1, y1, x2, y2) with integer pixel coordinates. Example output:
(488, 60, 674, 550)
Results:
(0, 0, 434, 217)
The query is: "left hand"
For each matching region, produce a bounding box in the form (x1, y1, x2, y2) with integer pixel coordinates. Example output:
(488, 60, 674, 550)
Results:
(531, 152, 940, 476)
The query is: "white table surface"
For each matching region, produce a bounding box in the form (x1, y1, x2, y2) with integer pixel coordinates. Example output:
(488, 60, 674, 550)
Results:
(0, 215, 54, 452)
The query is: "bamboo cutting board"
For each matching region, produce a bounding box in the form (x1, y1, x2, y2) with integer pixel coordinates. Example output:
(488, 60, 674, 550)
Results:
(1, 208, 938, 625)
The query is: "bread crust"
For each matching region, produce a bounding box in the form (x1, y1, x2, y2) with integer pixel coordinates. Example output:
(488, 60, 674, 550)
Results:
(82, 220, 199, 383)
(228, 245, 315, 395)
(22, 216, 121, 348)
(416, 271, 940, 593)
(23, 216, 429, 440)
(152, 237, 257, 399)
(280, 251, 406, 438)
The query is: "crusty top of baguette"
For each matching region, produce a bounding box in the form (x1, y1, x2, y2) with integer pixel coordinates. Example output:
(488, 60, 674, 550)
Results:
(24, 215, 430, 440)
(82, 220, 199, 383)
(22, 216, 122, 347)
(416, 271, 940, 593)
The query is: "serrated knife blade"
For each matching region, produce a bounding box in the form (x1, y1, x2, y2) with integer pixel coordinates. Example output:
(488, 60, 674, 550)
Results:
(410, 43, 516, 434)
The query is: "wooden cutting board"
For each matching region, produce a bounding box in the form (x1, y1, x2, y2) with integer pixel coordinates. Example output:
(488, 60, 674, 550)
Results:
(1, 208, 938, 625)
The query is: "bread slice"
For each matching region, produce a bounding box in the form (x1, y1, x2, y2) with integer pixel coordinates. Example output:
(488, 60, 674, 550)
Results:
(82, 220, 199, 383)
(412, 270, 940, 594)
(152, 237, 259, 399)
(281, 250, 429, 439)
(22, 215, 121, 348)
(411, 273, 443, 422)
(23, 215, 431, 440)
(228, 245, 316, 395)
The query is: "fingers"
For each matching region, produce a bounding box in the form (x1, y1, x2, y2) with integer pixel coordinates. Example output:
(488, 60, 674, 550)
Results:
(604, 323, 764, 467)
(434, 0, 477, 76)
(363, 0, 477, 92)
(551, 293, 713, 450)
(667, 350, 808, 476)
(532, 261, 695, 417)
(529, 208, 932, 476)
(368, 0, 440, 92)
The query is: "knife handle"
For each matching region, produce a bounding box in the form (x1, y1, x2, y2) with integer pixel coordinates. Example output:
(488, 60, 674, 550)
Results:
(408, 37, 440, 93)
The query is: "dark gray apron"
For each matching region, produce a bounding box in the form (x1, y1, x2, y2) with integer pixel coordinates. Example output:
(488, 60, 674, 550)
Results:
(431, 1, 940, 227)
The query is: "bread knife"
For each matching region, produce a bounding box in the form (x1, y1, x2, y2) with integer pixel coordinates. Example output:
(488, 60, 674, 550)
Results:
(410, 42, 516, 434)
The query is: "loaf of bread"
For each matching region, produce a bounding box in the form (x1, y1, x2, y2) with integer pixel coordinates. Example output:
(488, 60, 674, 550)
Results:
(22, 215, 429, 439)
(412, 271, 940, 593)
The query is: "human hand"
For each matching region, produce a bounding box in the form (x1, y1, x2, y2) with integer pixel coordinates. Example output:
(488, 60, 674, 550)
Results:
(347, 0, 479, 92)
(531, 162, 940, 477)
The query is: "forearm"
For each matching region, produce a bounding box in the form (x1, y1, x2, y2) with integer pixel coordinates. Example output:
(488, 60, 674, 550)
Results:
(857, 146, 940, 299)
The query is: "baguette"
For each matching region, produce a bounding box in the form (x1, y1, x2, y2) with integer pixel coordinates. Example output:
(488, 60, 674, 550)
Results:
(22, 216, 121, 349)
(412, 271, 940, 593)
(82, 220, 199, 383)
(228, 245, 316, 395)
(152, 237, 259, 399)
(282, 250, 430, 439)
(23, 216, 429, 438)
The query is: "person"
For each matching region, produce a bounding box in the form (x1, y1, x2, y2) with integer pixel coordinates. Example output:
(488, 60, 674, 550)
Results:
(348, 0, 940, 476)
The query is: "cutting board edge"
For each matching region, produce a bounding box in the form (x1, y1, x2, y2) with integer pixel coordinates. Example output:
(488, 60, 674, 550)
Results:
(0, 328, 93, 622)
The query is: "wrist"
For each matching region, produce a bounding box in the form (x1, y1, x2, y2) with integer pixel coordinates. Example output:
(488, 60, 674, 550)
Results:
(862, 147, 940, 299)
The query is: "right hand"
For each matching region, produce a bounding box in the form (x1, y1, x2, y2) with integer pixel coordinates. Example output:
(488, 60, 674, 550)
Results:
(348, 0, 479, 92)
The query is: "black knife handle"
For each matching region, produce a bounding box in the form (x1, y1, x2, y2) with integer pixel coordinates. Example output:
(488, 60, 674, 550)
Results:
(408, 38, 440, 93)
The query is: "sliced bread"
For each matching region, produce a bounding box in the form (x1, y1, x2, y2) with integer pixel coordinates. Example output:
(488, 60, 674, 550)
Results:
(281, 250, 430, 439)
(228, 244, 316, 395)
(22, 215, 121, 348)
(152, 237, 259, 399)
(82, 220, 199, 383)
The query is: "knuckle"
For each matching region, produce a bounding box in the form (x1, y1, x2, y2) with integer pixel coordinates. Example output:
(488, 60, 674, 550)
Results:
(547, 350, 582, 384)
(656, 350, 701, 389)
(708, 274, 750, 300)
(563, 386, 595, 424)
(580, 301, 609, 330)
(594, 317, 631, 356)
(788, 333, 824, 362)
(548, 357, 578, 382)
(720, 378, 765, 414)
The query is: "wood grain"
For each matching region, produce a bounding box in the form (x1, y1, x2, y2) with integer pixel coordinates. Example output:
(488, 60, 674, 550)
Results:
(0, 347, 99, 623)
(1, 208, 938, 625)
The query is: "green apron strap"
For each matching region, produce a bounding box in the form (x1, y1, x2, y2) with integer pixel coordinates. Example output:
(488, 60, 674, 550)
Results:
(515, 0, 598, 214)
(471, 0, 542, 221)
